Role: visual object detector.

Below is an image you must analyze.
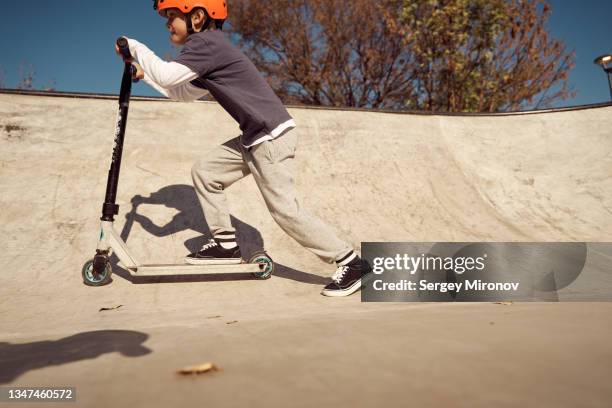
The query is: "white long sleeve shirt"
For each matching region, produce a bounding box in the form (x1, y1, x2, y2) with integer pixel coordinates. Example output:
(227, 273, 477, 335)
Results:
(127, 38, 209, 102)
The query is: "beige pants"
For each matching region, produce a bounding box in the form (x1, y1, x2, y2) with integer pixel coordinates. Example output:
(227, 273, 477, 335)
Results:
(191, 131, 353, 263)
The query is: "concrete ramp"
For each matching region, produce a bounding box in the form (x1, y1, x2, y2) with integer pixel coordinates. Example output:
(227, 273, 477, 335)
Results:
(1, 94, 611, 274)
(1, 93, 611, 407)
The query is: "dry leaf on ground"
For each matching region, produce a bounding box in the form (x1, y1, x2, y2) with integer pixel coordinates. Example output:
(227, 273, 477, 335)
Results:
(99, 305, 123, 312)
(177, 363, 219, 376)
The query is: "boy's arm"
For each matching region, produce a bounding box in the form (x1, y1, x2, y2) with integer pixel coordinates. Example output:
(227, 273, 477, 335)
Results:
(127, 38, 196, 87)
(142, 72, 210, 102)
(127, 38, 209, 101)
(142, 73, 170, 98)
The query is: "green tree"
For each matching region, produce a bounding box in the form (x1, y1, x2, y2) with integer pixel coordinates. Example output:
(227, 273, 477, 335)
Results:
(393, 0, 574, 111)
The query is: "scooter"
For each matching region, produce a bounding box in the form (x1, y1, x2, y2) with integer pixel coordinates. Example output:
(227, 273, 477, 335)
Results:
(81, 37, 274, 286)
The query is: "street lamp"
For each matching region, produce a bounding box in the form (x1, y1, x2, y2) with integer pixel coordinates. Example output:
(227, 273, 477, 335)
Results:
(593, 54, 612, 101)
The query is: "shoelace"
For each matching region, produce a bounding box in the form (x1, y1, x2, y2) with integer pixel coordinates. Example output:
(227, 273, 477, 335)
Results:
(200, 239, 218, 251)
(331, 265, 350, 284)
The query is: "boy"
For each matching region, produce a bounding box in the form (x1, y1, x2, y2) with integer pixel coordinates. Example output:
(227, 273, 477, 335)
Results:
(118, 0, 368, 296)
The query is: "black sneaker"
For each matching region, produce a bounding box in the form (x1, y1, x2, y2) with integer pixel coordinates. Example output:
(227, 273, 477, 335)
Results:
(185, 238, 242, 265)
(321, 256, 371, 297)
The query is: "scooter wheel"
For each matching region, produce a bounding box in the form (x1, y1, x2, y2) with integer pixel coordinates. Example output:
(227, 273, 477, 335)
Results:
(82, 258, 113, 287)
(250, 251, 274, 280)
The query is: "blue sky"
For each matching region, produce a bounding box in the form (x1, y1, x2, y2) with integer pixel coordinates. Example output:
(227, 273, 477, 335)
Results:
(0, 0, 610, 108)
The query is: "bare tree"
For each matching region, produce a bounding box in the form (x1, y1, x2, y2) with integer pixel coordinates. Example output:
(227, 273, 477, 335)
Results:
(230, 0, 414, 109)
(9, 63, 56, 91)
(42, 79, 57, 92)
(16, 63, 36, 90)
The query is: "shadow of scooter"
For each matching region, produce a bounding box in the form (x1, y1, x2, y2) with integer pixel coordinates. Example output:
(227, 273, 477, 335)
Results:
(111, 184, 327, 285)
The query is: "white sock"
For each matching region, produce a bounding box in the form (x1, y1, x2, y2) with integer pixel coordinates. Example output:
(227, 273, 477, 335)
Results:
(336, 251, 357, 266)
(215, 232, 238, 249)
(219, 241, 237, 249)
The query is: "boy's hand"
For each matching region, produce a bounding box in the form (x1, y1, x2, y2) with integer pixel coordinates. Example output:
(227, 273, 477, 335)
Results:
(131, 63, 145, 80)
(131, 194, 145, 205)
(115, 43, 134, 63)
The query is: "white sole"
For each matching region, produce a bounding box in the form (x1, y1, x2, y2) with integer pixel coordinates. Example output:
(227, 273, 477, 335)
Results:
(184, 258, 243, 265)
(321, 279, 362, 297)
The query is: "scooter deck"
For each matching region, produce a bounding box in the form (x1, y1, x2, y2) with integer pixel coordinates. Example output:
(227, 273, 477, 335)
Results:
(127, 263, 264, 276)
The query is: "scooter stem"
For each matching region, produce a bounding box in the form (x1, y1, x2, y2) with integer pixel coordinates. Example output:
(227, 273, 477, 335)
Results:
(100, 38, 136, 222)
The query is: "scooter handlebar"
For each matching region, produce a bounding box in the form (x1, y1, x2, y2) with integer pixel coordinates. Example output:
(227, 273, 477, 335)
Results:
(116, 37, 132, 61)
(117, 37, 140, 83)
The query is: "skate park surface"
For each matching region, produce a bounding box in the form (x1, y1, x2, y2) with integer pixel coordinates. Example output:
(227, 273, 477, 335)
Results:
(1, 91, 611, 407)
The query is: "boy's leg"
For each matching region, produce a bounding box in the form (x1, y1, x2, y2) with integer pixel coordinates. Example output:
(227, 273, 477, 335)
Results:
(191, 137, 250, 239)
(243, 131, 356, 265)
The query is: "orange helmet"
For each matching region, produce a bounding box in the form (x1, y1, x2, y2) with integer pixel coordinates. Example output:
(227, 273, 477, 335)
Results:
(153, 0, 228, 20)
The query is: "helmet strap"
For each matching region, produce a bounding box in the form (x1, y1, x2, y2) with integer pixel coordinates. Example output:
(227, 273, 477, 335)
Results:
(202, 12, 213, 31)
(186, 11, 195, 34)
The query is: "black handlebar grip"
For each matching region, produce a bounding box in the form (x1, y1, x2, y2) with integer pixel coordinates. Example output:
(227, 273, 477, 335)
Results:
(116, 37, 132, 60)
